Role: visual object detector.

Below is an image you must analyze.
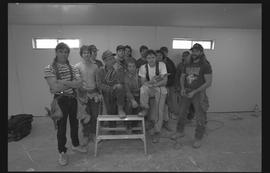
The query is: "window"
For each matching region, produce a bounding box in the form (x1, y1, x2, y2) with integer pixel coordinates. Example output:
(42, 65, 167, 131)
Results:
(57, 39, 80, 48)
(172, 39, 215, 50)
(32, 38, 80, 49)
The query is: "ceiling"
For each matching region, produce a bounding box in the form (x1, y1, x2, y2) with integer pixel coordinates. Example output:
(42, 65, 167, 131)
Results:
(8, 3, 261, 29)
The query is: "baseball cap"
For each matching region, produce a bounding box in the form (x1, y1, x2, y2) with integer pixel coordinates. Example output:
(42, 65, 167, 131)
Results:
(102, 50, 116, 61)
(116, 45, 126, 51)
(190, 43, 204, 52)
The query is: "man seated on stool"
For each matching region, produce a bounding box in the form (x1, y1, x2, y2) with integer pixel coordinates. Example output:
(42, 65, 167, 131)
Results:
(138, 49, 169, 143)
(96, 50, 126, 123)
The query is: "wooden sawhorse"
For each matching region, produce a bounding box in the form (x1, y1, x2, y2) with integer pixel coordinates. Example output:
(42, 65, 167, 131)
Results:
(94, 115, 147, 156)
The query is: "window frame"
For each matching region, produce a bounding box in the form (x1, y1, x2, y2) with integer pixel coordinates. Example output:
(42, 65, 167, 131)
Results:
(172, 38, 215, 50)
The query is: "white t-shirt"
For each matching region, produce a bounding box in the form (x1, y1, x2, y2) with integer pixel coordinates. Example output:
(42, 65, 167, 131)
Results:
(138, 61, 167, 80)
(138, 61, 168, 94)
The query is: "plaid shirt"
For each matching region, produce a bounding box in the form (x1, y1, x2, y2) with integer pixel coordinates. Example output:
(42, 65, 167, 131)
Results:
(96, 66, 123, 93)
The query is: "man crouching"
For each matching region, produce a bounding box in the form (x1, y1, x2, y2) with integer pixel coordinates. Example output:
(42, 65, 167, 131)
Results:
(96, 50, 126, 120)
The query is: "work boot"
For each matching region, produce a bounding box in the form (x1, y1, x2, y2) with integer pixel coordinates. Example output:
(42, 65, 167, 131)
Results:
(171, 132, 185, 140)
(58, 152, 68, 166)
(192, 139, 202, 148)
(71, 145, 87, 153)
(138, 108, 148, 117)
(118, 109, 126, 119)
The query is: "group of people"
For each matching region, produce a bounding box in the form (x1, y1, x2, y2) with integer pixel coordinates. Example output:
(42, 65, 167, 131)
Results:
(44, 42, 212, 166)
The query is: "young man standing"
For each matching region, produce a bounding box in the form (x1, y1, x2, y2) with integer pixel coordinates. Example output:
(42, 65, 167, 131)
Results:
(160, 47, 176, 119)
(115, 45, 127, 68)
(138, 50, 168, 143)
(44, 43, 87, 166)
(175, 51, 195, 122)
(75, 45, 103, 147)
(171, 43, 212, 149)
(155, 50, 173, 132)
(136, 45, 149, 69)
(124, 45, 137, 63)
(96, 50, 126, 118)
(88, 44, 103, 68)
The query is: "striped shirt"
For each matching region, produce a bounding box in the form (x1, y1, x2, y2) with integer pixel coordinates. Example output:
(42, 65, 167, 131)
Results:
(44, 63, 80, 94)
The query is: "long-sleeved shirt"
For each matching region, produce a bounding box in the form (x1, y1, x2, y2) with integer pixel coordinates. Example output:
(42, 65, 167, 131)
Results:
(96, 65, 124, 93)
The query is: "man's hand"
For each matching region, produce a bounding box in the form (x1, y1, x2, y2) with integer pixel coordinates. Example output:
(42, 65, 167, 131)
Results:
(186, 91, 196, 98)
(57, 80, 67, 85)
(131, 99, 139, 108)
(180, 89, 186, 96)
(113, 62, 121, 70)
(144, 82, 155, 88)
(113, 83, 122, 90)
(83, 115, 91, 124)
(50, 82, 66, 93)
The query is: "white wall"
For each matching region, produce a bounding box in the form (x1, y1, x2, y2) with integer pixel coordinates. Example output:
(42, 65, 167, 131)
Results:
(8, 24, 261, 116)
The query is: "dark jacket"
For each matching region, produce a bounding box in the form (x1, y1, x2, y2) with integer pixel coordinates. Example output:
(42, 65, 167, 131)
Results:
(163, 56, 176, 87)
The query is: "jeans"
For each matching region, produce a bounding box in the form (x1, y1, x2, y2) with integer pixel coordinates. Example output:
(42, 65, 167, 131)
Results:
(140, 85, 167, 133)
(187, 103, 195, 120)
(56, 95, 79, 153)
(125, 95, 140, 128)
(102, 85, 125, 115)
(80, 97, 101, 137)
(176, 91, 208, 140)
(102, 85, 125, 127)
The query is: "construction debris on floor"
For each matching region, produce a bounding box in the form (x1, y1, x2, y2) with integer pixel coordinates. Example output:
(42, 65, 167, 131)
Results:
(8, 112, 261, 172)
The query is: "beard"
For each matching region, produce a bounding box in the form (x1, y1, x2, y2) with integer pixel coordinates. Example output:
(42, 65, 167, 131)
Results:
(191, 55, 200, 61)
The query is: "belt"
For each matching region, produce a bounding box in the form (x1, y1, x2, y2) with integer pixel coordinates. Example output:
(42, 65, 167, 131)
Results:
(54, 92, 76, 99)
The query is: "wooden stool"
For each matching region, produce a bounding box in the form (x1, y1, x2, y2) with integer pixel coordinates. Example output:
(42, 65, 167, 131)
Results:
(94, 115, 147, 156)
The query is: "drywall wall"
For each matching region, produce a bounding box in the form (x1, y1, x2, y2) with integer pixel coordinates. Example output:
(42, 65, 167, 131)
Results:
(8, 24, 261, 116)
